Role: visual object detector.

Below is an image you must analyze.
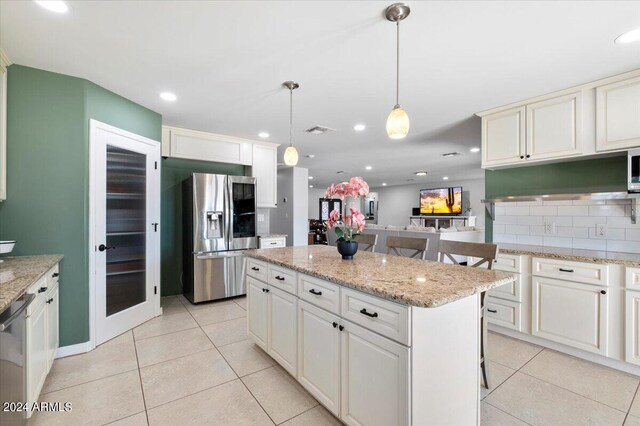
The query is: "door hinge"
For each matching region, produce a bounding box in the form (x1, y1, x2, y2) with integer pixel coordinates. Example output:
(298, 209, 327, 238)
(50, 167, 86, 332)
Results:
(154, 286, 157, 295)
(154, 161, 158, 170)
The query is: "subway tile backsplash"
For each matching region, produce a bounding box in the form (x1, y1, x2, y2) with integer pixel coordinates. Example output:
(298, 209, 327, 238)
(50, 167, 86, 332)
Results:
(493, 200, 640, 254)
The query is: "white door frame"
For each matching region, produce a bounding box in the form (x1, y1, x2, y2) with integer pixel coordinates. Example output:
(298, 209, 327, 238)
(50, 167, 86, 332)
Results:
(89, 119, 161, 349)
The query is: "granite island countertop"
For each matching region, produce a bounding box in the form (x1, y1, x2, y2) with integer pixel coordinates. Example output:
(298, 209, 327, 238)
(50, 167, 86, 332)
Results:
(245, 245, 515, 308)
(497, 243, 640, 267)
(0, 255, 64, 313)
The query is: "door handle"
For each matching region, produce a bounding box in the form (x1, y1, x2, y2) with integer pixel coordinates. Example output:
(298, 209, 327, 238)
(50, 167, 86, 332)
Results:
(487, 309, 498, 313)
(275, 276, 285, 281)
(309, 289, 322, 296)
(251, 267, 260, 271)
(359, 308, 378, 318)
(38, 287, 48, 293)
(559, 268, 574, 273)
(98, 244, 115, 252)
(52, 272, 59, 278)
(333, 322, 338, 328)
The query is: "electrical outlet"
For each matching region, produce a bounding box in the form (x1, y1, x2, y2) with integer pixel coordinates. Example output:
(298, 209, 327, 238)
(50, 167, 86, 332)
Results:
(544, 221, 556, 235)
(596, 224, 607, 238)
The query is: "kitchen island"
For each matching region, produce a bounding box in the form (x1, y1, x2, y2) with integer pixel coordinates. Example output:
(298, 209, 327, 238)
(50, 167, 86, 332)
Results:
(244, 245, 515, 426)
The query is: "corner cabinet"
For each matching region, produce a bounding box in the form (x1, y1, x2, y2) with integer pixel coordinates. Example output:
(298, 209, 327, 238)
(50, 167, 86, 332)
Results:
(0, 50, 9, 201)
(251, 144, 278, 208)
(596, 75, 640, 152)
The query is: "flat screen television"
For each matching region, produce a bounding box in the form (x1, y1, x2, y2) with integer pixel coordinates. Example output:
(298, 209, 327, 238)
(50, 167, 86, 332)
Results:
(419, 187, 463, 215)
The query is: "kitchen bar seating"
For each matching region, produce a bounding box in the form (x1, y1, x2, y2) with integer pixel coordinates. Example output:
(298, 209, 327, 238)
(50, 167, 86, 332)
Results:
(354, 233, 378, 252)
(386, 236, 430, 260)
(438, 240, 499, 389)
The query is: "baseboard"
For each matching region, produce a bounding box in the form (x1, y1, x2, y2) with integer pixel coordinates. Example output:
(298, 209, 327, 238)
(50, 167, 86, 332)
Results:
(55, 340, 95, 359)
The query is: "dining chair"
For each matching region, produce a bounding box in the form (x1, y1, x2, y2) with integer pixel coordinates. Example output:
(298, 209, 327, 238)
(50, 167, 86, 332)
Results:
(386, 236, 430, 260)
(354, 233, 378, 252)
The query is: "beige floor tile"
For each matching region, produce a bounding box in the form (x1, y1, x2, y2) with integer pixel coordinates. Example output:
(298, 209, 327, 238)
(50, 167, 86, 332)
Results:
(218, 339, 275, 377)
(42, 331, 137, 394)
(106, 412, 148, 425)
(160, 295, 187, 316)
(235, 296, 247, 310)
(281, 405, 341, 426)
(140, 348, 237, 408)
(487, 332, 543, 370)
(242, 366, 318, 424)
(30, 370, 144, 426)
(188, 300, 247, 326)
(201, 317, 249, 347)
(133, 312, 198, 341)
(630, 388, 640, 417)
(135, 328, 214, 367)
(521, 349, 639, 411)
(485, 372, 626, 425)
(481, 361, 516, 400)
(176, 294, 191, 306)
(146, 379, 273, 426)
(481, 402, 528, 425)
(627, 415, 640, 426)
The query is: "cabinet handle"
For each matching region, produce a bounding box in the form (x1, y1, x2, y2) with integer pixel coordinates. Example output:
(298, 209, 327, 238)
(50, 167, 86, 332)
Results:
(332, 322, 338, 328)
(601, 290, 607, 295)
(262, 288, 270, 293)
(309, 289, 322, 296)
(52, 272, 59, 278)
(38, 287, 48, 293)
(270, 242, 278, 245)
(487, 309, 498, 313)
(251, 267, 260, 271)
(359, 308, 378, 318)
(46, 298, 53, 304)
(520, 156, 524, 159)
(559, 268, 574, 273)
(526, 154, 531, 158)
(275, 276, 285, 281)
(339, 325, 344, 331)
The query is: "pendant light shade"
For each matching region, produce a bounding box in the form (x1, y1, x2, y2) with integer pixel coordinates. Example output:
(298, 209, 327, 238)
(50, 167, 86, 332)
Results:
(385, 3, 411, 140)
(283, 81, 300, 166)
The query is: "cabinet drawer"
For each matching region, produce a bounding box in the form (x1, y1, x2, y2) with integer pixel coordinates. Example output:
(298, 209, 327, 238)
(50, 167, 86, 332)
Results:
(268, 265, 297, 295)
(494, 253, 522, 273)
(260, 237, 286, 249)
(486, 297, 521, 331)
(47, 264, 60, 286)
(488, 274, 522, 302)
(532, 257, 609, 286)
(341, 288, 410, 346)
(26, 276, 49, 316)
(627, 267, 640, 291)
(247, 258, 268, 281)
(298, 274, 340, 315)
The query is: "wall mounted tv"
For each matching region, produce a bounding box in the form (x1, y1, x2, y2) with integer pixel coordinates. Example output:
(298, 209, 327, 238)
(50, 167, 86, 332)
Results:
(419, 187, 463, 215)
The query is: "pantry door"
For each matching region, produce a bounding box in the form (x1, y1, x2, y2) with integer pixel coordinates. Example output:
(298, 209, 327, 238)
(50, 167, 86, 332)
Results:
(90, 120, 161, 346)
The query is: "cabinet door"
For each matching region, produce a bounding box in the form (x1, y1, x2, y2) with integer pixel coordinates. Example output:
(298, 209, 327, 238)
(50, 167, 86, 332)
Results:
(247, 276, 269, 350)
(481, 106, 526, 168)
(46, 284, 59, 367)
(268, 286, 297, 376)
(298, 300, 341, 416)
(168, 127, 253, 165)
(532, 277, 608, 355)
(0, 51, 6, 201)
(626, 291, 640, 366)
(252, 144, 278, 208)
(26, 300, 48, 407)
(526, 92, 582, 160)
(340, 320, 409, 426)
(596, 75, 640, 151)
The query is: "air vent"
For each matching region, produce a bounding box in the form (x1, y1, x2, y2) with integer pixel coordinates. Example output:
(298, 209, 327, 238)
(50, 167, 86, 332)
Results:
(441, 152, 462, 157)
(306, 125, 335, 135)
(336, 171, 345, 174)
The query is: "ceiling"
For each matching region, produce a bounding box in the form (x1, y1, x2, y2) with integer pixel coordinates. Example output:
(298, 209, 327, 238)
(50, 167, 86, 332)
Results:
(1, 1, 639, 189)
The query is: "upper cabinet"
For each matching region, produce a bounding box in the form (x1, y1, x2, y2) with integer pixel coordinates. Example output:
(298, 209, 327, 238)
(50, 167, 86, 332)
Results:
(478, 69, 640, 169)
(596, 75, 640, 152)
(0, 50, 9, 201)
(162, 125, 279, 208)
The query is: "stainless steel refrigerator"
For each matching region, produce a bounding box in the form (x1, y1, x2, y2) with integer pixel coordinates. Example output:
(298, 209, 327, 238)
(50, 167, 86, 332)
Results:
(182, 173, 257, 303)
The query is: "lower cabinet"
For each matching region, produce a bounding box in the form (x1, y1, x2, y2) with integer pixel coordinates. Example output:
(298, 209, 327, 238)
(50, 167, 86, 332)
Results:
(268, 287, 297, 375)
(626, 291, 640, 366)
(247, 277, 268, 350)
(46, 284, 59, 366)
(26, 297, 48, 409)
(532, 277, 608, 355)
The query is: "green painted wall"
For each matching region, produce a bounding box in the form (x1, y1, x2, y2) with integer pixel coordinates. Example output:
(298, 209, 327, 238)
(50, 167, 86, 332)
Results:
(160, 158, 244, 296)
(484, 156, 627, 241)
(0, 65, 161, 346)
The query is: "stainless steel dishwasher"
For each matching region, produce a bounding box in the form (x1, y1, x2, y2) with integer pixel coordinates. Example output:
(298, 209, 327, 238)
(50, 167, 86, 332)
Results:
(0, 293, 35, 426)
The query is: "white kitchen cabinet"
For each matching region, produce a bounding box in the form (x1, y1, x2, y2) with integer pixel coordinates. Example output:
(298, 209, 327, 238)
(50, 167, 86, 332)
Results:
(247, 276, 269, 351)
(481, 106, 526, 167)
(26, 295, 47, 410)
(0, 50, 8, 201)
(259, 235, 286, 248)
(526, 92, 582, 160)
(626, 291, 640, 366)
(46, 283, 59, 367)
(252, 143, 278, 208)
(532, 276, 608, 355)
(596, 75, 640, 151)
(268, 286, 297, 375)
(298, 300, 341, 416)
(341, 320, 410, 426)
(161, 126, 253, 165)
(486, 296, 521, 331)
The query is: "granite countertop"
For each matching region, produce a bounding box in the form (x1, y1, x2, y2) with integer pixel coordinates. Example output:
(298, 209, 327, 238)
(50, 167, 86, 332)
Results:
(0, 255, 64, 313)
(497, 243, 640, 267)
(245, 245, 515, 308)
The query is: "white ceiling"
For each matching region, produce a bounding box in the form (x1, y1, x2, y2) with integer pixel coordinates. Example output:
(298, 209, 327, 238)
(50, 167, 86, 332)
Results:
(2, 1, 639, 189)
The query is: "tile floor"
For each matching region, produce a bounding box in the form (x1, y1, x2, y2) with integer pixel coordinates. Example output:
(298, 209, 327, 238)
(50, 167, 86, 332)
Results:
(29, 295, 640, 425)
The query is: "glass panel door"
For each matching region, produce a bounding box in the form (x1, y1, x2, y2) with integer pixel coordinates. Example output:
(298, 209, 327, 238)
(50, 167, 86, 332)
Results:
(232, 182, 256, 238)
(105, 146, 146, 316)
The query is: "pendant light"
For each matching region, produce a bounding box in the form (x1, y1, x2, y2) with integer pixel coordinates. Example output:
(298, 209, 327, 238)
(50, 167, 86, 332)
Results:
(385, 3, 411, 140)
(283, 81, 300, 166)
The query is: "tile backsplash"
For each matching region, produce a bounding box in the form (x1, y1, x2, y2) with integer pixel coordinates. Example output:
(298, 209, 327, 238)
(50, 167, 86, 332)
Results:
(493, 199, 640, 254)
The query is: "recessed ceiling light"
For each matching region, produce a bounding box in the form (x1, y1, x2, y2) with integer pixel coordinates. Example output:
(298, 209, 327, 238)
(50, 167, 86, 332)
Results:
(414, 171, 427, 176)
(353, 124, 366, 132)
(365, 166, 373, 170)
(35, 1, 68, 13)
(308, 176, 313, 180)
(160, 92, 177, 102)
(615, 27, 640, 44)
(306, 154, 315, 159)
(258, 132, 270, 138)
(309, 185, 314, 188)
(382, 183, 387, 186)
(443, 176, 449, 180)
(469, 147, 480, 153)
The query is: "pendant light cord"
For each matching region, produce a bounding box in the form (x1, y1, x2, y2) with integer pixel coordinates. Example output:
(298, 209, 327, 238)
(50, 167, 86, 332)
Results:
(289, 87, 293, 147)
(396, 20, 400, 107)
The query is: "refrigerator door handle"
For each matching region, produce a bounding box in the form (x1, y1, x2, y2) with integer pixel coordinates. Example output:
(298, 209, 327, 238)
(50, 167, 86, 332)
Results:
(226, 176, 233, 248)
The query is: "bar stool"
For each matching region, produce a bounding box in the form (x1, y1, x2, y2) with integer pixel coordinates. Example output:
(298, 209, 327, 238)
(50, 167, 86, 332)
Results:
(386, 236, 430, 260)
(354, 233, 378, 252)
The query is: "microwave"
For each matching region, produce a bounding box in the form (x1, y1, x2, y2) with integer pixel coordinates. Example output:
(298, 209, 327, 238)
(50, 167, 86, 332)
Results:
(630, 149, 640, 192)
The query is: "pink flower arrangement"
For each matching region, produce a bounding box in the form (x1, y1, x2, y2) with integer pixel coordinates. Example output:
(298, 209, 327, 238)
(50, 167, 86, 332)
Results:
(324, 177, 369, 241)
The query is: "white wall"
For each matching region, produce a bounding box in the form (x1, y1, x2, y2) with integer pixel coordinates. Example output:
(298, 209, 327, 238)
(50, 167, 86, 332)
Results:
(308, 187, 327, 220)
(371, 177, 485, 227)
(271, 167, 309, 246)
